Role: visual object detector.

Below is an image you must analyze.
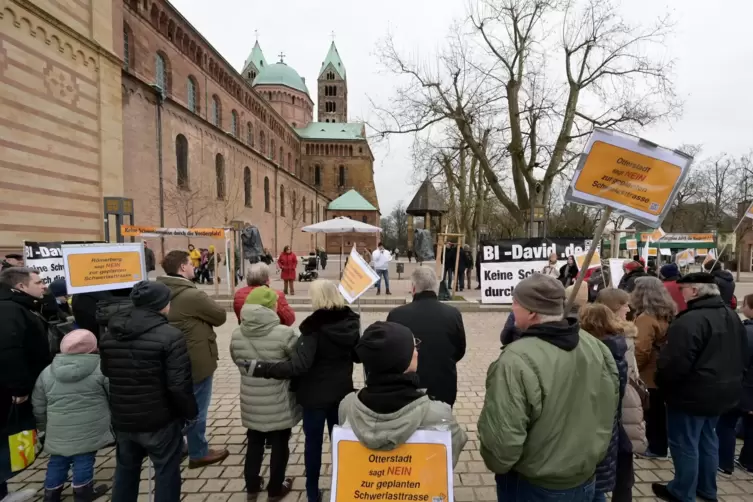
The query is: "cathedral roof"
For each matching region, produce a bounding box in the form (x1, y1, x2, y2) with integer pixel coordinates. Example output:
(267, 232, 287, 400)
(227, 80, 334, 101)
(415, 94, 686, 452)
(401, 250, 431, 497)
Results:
(328, 190, 377, 211)
(243, 40, 267, 72)
(295, 122, 364, 141)
(252, 62, 309, 94)
(319, 42, 346, 80)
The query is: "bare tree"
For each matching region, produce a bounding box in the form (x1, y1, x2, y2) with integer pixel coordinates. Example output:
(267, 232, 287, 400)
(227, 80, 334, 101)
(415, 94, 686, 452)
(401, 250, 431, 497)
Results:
(286, 187, 307, 248)
(162, 177, 214, 229)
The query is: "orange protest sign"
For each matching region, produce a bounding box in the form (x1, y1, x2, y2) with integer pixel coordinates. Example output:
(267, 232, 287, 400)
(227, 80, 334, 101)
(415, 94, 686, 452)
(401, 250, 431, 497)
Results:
(626, 239, 638, 251)
(121, 226, 225, 239)
(574, 142, 682, 216)
(62, 243, 146, 294)
(647, 247, 658, 257)
(640, 228, 666, 242)
(575, 251, 601, 269)
(338, 247, 379, 303)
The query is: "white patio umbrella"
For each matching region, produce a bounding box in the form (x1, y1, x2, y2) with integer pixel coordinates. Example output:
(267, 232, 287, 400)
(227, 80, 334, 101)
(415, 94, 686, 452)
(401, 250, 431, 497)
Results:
(302, 217, 382, 272)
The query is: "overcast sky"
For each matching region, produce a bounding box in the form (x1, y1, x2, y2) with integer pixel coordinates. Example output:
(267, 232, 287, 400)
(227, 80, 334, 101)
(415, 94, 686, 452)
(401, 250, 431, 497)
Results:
(171, 0, 753, 215)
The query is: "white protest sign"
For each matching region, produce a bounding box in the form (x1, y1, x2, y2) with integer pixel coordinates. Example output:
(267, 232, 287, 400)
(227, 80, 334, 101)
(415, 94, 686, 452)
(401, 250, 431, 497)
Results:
(24, 241, 95, 286)
(62, 243, 146, 295)
(338, 247, 379, 304)
(609, 259, 627, 288)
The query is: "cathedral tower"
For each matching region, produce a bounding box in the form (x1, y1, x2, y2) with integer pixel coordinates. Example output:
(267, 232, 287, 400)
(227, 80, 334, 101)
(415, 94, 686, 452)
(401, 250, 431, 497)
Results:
(317, 42, 347, 123)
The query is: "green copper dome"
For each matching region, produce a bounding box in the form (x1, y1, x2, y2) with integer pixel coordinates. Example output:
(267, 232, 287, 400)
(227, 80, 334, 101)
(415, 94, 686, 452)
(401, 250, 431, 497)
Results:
(252, 62, 309, 94)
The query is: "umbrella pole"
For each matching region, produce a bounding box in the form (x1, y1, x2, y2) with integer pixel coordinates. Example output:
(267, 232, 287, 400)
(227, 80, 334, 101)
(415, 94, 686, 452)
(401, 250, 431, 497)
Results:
(340, 234, 344, 276)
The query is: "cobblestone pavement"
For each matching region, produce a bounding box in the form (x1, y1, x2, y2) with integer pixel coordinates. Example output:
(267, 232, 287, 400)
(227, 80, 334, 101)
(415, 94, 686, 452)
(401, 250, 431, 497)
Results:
(8, 312, 753, 501)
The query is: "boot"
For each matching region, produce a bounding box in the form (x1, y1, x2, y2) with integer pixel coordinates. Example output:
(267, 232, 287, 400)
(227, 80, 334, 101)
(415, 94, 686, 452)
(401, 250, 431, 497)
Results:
(189, 448, 229, 469)
(386, 289, 392, 295)
(43, 487, 63, 502)
(72, 482, 108, 502)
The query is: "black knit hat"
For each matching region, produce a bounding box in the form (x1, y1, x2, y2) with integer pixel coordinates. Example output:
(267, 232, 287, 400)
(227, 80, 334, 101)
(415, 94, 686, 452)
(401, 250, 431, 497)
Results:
(356, 321, 415, 375)
(130, 280, 171, 311)
(676, 272, 716, 285)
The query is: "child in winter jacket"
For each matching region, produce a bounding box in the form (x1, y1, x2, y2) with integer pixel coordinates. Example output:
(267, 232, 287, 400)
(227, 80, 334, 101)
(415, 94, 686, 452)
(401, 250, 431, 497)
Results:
(32, 329, 112, 502)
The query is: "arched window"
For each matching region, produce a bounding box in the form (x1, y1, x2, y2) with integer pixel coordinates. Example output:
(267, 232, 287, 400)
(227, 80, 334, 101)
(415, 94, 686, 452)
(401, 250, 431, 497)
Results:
(314, 165, 321, 186)
(243, 166, 251, 207)
(187, 77, 198, 113)
(279, 185, 285, 216)
(316, 204, 320, 222)
(123, 23, 131, 71)
(292, 191, 297, 218)
(155, 53, 168, 91)
(310, 200, 314, 223)
(264, 176, 270, 212)
(260, 130, 265, 154)
(247, 122, 254, 146)
(231, 110, 238, 136)
(287, 153, 292, 171)
(362, 216, 368, 223)
(327, 71, 335, 80)
(215, 153, 225, 199)
(338, 165, 345, 187)
(302, 196, 307, 223)
(176, 134, 188, 189)
(211, 95, 221, 127)
(270, 139, 276, 160)
(280, 147, 284, 166)
(295, 159, 299, 177)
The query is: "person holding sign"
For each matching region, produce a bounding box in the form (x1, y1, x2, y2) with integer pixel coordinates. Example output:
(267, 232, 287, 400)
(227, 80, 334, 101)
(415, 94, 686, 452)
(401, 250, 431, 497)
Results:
(338, 321, 467, 466)
(478, 274, 619, 501)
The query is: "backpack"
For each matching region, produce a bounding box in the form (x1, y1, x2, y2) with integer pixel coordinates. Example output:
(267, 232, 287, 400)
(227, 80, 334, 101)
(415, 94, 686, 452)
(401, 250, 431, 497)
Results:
(95, 295, 133, 338)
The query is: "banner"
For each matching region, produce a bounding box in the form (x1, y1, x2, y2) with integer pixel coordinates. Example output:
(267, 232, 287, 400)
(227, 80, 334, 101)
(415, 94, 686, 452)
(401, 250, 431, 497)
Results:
(330, 427, 453, 502)
(626, 239, 638, 251)
(62, 243, 146, 294)
(480, 238, 590, 304)
(23, 241, 95, 285)
(121, 226, 226, 239)
(338, 247, 379, 303)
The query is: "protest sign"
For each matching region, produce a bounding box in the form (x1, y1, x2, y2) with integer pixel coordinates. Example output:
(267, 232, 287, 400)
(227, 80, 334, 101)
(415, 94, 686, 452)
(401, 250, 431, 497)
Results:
(576, 250, 601, 270)
(23, 241, 95, 286)
(330, 427, 453, 502)
(608, 259, 627, 288)
(338, 247, 379, 304)
(626, 239, 638, 251)
(747, 202, 753, 220)
(62, 243, 146, 294)
(566, 129, 693, 227)
(480, 238, 590, 304)
(640, 228, 666, 242)
(121, 226, 226, 239)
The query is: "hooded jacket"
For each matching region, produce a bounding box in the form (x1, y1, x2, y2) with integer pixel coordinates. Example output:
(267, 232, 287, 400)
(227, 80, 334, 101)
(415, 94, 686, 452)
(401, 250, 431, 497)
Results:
(254, 307, 360, 409)
(230, 304, 301, 431)
(100, 307, 198, 432)
(338, 386, 467, 467)
(156, 275, 227, 383)
(32, 354, 113, 456)
(618, 266, 647, 293)
(478, 318, 619, 490)
(710, 269, 735, 307)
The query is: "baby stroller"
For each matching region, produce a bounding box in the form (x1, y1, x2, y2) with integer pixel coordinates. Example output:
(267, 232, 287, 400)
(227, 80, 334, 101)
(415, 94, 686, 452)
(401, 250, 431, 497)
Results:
(298, 253, 319, 282)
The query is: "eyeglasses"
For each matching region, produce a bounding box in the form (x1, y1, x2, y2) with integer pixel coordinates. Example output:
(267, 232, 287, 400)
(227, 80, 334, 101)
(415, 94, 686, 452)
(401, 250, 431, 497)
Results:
(414, 338, 422, 348)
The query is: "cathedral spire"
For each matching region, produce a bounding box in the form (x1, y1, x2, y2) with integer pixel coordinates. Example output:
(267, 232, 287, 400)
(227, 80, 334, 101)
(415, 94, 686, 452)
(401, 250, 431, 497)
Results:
(319, 41, 346, 80)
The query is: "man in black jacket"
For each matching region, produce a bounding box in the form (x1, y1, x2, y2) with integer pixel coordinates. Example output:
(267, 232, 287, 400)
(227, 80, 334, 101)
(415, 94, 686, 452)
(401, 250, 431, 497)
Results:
(0, 267, 50, 501)
(100, 281, 197, 502)
(652, 273, 748, 502)
(704, 260, 735, 307)
(386, 267, 466, 406)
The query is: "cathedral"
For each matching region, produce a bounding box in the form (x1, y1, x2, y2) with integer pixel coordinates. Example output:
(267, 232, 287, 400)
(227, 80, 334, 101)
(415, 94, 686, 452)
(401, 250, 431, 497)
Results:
(0, 0, 380, 256)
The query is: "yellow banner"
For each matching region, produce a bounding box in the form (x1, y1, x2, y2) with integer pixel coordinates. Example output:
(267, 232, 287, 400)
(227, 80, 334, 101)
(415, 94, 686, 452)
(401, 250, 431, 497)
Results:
(626, 239, 638, 250)
(67, 251, 143, 287)
(121, 226, 226, 239)
(575, 251, 601, 269)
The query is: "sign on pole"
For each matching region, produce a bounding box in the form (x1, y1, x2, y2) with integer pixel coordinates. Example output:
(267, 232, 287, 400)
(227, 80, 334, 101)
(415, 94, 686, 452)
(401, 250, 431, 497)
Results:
(62, 243, 146, 294)
(626, 239, 638, 252)
(338, 247, 379, 304)
(121, 226, 226, 239)
(329, 427, 453, 502)
(23, 241, 95, 286)
(565, 128, 694, 227)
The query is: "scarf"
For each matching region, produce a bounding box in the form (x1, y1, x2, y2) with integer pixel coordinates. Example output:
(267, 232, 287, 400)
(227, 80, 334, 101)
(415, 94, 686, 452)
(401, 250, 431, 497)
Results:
(357, 373, 425, 414)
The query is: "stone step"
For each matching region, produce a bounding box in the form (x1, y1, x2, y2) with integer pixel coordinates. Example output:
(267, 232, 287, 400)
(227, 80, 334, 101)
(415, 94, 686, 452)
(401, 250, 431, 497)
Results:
(215, 299, 512, 313)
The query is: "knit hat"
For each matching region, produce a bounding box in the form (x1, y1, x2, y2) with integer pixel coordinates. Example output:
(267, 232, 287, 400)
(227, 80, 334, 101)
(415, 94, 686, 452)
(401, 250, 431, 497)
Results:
(48, 278, 67, 298)
(245, 286, 278, 311)
(513, 274, 565, 316)
(60, 329, 98, 354)
(130, 280, 171, 311)
(356, 321, 415, 375)
(624, 260, 644, 273)
(660, 263, 680, 279)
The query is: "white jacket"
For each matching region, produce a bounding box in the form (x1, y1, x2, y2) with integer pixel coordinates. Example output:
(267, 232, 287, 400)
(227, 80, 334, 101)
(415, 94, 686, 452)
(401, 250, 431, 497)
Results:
(371, 249, 392, 270)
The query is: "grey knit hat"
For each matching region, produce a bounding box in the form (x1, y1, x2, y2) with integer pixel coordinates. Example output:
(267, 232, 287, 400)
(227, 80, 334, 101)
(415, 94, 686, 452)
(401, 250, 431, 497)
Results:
(513, 274, 565, 316)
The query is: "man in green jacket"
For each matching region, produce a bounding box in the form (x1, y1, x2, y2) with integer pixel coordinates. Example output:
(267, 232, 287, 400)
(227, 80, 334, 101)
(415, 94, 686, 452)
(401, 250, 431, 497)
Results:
(157, 250, 228, 468)
(477, 274, 619, 501)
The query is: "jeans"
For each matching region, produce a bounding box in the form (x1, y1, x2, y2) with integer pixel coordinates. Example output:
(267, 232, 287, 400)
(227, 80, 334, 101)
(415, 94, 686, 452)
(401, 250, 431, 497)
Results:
(495, 471, 595, 501)
(45, 452, 96, 489)
(645, 387, 668, 456)
(375, 269, 389, 292)
(245, 429, 291, 496)
(592, 492, 607, 502)
(717, 409, 753, 472)
(186, 376, 213, 460)
(113, 421, 183, 502)
(443, 269, 454, 290)
(611, 450, 634, 502)
(666, 408, 718, 502)
(302, 407, 339, 502)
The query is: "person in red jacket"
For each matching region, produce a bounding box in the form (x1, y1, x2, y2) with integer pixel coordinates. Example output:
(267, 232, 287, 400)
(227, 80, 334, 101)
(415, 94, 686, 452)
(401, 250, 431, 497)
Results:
(277, 246, 298, 295)
(659, 263, 687, 313)
(233, 262, 295, 326)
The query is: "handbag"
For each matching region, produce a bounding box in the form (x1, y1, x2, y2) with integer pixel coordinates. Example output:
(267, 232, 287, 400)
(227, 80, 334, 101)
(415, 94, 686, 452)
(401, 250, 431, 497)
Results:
(6, 401, 38, 472)
(628, 375, 650, 411)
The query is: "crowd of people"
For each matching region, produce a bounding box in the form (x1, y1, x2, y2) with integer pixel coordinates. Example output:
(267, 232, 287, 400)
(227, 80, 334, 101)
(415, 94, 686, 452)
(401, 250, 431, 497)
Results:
(0, 243, 752, 502)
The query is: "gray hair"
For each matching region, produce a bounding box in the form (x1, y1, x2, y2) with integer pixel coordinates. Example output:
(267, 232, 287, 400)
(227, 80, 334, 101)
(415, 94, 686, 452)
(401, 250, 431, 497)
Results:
(631, 276, 676, 320)
(688, 282, 720, 298)
(0, 267, 38, 288)
(411, 266, 438, 294)
(246, 262, 270, 286)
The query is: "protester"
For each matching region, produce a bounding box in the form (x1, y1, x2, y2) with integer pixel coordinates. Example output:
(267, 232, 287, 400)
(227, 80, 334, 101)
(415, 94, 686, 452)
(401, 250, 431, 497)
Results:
(277, 246, 298, 296)
(652, 272, 748, 502)
(579, 304, 629, 502)
(631, 276, 676, 459)
(558, 255, 579, 287)
(144, 241, 156, 273)
(1, 253, 23, 270)
(458, 244, 473, 292)
(618, 261, 647, 293)
(659, 263, 687, 313)
(318, 248, 328, 270)
(157, 250, 228, 468)
(233, 263, 294, 326)
(372, 242, 392, 295)
(100, 281, 198, 502)
(478, 274, 619, 500)
(0, 267, 51, 502)
(386, 267, 466, 407)
(41, 278, 72, 324)
(339, 321, 467, 466)
(32, 329, 111, 502)
(587, 266, 611, 303)
(406, 248, 413, 263)
(188, 244, 201, 269)
(704, 260, 735, 307)
(541, 252, 559, 279)
(474, 246, 481, 289)
(717, 293, 753, 474)
(261, 248, 274, 266)
(71, 288, 133, 340)
(499, 312, 520, 346)
(230, 287, 298, 501)
(442, 243, 457, 289)
(251, 280, 360, 502)
(596, 288, 631, 321)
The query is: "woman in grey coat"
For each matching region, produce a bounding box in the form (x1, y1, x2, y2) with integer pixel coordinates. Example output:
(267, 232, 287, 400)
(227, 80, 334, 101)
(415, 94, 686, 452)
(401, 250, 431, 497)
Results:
(230, 287, 301, 501)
